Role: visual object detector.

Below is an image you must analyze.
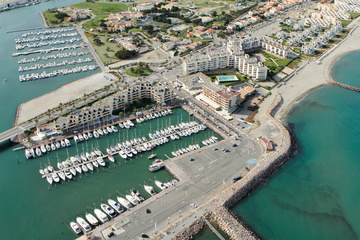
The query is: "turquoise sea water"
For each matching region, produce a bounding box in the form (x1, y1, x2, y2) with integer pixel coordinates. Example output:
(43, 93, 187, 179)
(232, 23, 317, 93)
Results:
(0, 2, 220, 239)
(233, 52, 360, 239)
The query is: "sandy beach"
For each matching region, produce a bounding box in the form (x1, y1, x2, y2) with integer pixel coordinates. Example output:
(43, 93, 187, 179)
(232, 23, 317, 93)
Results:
(15, 72, 114, 125)
(250, 19, 360, 142)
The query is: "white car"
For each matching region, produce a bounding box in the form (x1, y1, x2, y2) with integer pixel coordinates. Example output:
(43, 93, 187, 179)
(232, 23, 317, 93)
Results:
(190, 203, 197, 208)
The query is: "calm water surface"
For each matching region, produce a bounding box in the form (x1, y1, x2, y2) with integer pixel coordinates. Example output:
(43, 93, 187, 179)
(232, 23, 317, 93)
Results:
(233, 52, 360, 239)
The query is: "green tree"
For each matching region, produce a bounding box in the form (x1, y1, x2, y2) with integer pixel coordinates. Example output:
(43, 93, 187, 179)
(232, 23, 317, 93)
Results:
(115, 48, 137, 60)
(211, 11, 217, 17)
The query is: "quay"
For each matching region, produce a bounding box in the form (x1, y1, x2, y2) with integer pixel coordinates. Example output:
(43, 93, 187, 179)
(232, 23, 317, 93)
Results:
(6, 27, 43, 34)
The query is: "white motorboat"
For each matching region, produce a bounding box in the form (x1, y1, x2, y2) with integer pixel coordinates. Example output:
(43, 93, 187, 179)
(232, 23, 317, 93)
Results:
(107, 126, 113, 133)
(125, 195, 139, 206)
(148, 162, 164, 172)
(94, 148, 102, 156)
(131, 189, 145, 202)
(92, 160, 99, 168)
(93, 130, 99, 138)
(65, 138, 71, 147)
(82, 164, 88, 173)
(46, 174, 53, 185)
(97, 158, 106, 167)
(86, 152, 93, 161)
(52, 172, 60, 183)
(74, 135, 79, 143)
(75, 165, 82, 174)
(117, 196, 132, 209)
(127, 120, 134, 127)
(119, 122, 124, 128)
(80, 153, 87, 162)
(78, 134, 84, 142)
(55, 142, 61, 149)
(106, 148, 112, 154)
(47, 166, 54, 172)
(108, 199, 124, 214)
(64, 169, 72, 180)
(57, 162, 63, 170)
(111, 125, 118, 132)
(94, 209, 109, 223)
(69, 167, 76, 176)
(101, 203, 116, 218)
(62, 161, 70, 168)
(86, 162, 93, 171)
(130, 148, 137, 155)
(70, 222, 82, 234)
(107, 154, 115, 163)
(40, 145, 47, 153)
(51, 143, 56, 151)
(35, 147, 42, 157)
(83, 133, 89, 141)
(85, 212, 99, 226)
(58, 171, 66, 181)
(76, 217, 91, 232)
(119, 150, 127, 159)
(155, 180, 167, 190)
(123, 122, 130, 129)
(97, 128, 104, 136)
(88, 132, 93, 139)
(103, 128, 108, 135)
(39, 168, 44, 175)
(60, 140, 66, 148)
(46, 144, 51, 152)
(144, 185, 156, 196)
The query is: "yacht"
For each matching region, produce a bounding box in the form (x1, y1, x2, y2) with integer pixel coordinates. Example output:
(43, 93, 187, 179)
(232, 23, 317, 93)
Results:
(86, 162, 93, 171)
(111, 125, 118, 133)
(65, 138, 71, 147)
(45, 144, 51, 152)
(119, 122, 124, 128)
(144, 185, 156, 196)
(35, 147, 42, 157)
(83, 133, 89, 141)
(125, 195, 139, 206)
(60, 140, 66, 148)
(73, 135, 79, 143)
(93, 130, 99, 138)
(148, 162, 164, 172)
(69, 167, 76, 176)
(107, 126, 113, 134)
(117, 196, 132, 209)
(88, 132, 93, 139)
(55, 142, 61, 149)
(101, 203, 116, 218)
(103, 128, 108, 135)
(80, 153, 87, 162)
(46, 174, 53, 185)
(97, 157, 106, 166)
(52, 172, 60, 183)
(131, 189, 145, 202)
(76, 217, 91, 232)
(97, 128, 104, 136)
(123, 122, 130, 129)
(86, 152, 93, 161)
(119, 150, 127, 159)
(94, 209, 109, 223)
(70, 222, 82, 235)
(155, 180, 167, 190)
(40, 145, 47, 153)
(108, 199, 124, 214)
(127, 120, 134, 127)
(50, 143, 56, 151)
(58, 171, 66, 181)
(75, 165, 82, 174)
(78, 134, 84, 142)
(82, 164, 88, 173)
(94, 148, 102, 156)
(85, 213, 99, 226)
(108, 154, 115, 162)
(64, 169, 72, 180)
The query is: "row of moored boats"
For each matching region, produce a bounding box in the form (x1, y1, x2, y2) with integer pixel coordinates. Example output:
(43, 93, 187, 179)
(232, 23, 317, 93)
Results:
(201, 136, 219, 146)
(15, 32, 79, 44)
(25, 138, 71, 159)
(136, 109, 173, 123)
(18, 51, 90, 64)
(69, 180, 177, 234)
(18, 58, 93, 72)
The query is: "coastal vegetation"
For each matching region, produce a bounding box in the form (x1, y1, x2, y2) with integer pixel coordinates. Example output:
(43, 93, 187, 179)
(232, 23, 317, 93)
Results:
(71, 2, 128, 16)
(43, 8, 71, 26)
(125, 63, 153, 77)
(115, 48, 138, 60)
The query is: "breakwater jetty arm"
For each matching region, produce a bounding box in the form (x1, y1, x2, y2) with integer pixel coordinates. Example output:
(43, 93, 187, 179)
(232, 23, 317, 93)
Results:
(326, 78, 360, 93)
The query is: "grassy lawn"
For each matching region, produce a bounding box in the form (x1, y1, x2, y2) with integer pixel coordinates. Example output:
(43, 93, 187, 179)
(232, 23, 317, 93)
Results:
(82, 17, 106, 31)
(350, 12, 360, 19)
(130, 27, 142, 33)
(72, 2, 128, 16)
(125, 67, 153, 77)
(86, 33, 121, 65)
(276, 58, 293, 66)
(340, 20, 351, 26)
(43, 9, 72, 26)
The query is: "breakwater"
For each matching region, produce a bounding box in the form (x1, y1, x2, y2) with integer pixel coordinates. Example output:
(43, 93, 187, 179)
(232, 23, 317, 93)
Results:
(326, 78, 360, 92)
(152, 93, 293, 240)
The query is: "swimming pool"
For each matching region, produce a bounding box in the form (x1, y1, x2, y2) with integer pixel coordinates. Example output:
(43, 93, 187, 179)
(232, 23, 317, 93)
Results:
(216, 75, 238, 82)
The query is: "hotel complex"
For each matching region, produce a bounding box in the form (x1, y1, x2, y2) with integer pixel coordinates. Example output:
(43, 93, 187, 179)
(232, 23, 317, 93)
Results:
(183, 36, 297, 80)
(53, 81, 174, 131)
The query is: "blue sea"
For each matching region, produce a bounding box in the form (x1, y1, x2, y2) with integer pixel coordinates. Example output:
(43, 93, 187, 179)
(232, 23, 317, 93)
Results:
(233, 51, 360, 239)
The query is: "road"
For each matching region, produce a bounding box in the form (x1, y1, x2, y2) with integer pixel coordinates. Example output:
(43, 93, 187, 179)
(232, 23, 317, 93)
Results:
(0, 121, 35, 143)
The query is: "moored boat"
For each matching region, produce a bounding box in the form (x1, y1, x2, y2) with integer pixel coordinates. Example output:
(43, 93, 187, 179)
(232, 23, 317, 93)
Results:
(155, 180, 166, 190)
(144, 185, 156, 196)
(76, 217, 91, 232)
(70, 222, 82, 235)
(85, 212, 99, 226)
(108, 199, 124, 214)
(94, 209, 109, 223)
(101, 203, 116, 218)
(107, 154, 115, 163)
(117, 196, 132, 209)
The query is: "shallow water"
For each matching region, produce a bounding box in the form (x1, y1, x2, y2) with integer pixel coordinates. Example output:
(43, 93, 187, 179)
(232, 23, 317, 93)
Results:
(233, 52, 360, 239)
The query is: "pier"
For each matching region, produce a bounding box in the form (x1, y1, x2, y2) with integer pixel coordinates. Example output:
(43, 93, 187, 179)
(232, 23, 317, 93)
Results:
(204, 219, 225, 240)
(326, 78, 360, 92)
(12, 44, 84, 57)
